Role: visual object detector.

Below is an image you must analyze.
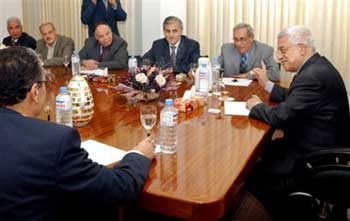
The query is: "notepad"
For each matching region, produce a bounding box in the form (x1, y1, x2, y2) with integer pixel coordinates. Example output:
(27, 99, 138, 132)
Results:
(224, 101, 250, 116)
(222, 78, 252, 87)
(80, 68, 108, 77)
(81, 139, 126, 166)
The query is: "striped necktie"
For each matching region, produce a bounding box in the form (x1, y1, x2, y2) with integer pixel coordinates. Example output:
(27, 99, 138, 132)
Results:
(170, 45, 176, 68)
(239, 52, 248, 73)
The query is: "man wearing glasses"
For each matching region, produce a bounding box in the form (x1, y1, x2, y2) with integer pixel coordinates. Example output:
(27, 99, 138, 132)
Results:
(0, 46, 155, 220)
(245, 26, 350, 219)
(221, 23, 280, 81)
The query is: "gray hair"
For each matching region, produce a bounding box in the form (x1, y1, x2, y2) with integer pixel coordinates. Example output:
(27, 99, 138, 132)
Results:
(7, 17, 22, 27)
(278, 25, 315, 50)
(233, 23, 254, 38)
(163, 16, 183, 30)
(39, 22, 56, 33)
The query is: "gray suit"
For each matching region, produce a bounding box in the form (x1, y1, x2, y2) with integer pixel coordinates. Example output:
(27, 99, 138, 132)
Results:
(221, 41, 280, 81)
(36, 35, 74, 67)
(79, 34, 128, 70)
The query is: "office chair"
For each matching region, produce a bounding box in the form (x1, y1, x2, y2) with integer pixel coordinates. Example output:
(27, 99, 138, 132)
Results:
(288, 148, 350, 220)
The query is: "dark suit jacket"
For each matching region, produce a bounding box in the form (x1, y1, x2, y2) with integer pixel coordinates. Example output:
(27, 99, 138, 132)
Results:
(81, 0, 127, 37)
(2, 32, 36, 50)
(0, 107, 151, 221)
(79, 34, 128, 70)
(249, 53, 350, 175)
(142, 35, 200, 74)
(36, 35, 75, 67)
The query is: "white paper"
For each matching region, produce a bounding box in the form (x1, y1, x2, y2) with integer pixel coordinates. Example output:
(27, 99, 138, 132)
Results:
(182, 90, 192, 101)
(80, 68, 108, 77)
(222, 78, 252, 87)
(81, 139, 126, 166)
(224, 101, 250, 116)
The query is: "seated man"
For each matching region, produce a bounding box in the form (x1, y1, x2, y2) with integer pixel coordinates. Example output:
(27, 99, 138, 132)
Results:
(142, 16, 200, 74)
(221, 23, 279, 81)
(36, 22, 74, 67)
(0, 46, 155, 220)
(2, 17, 36, 49)
(245, 26, 350, 219)
(79, 22, 128, 70)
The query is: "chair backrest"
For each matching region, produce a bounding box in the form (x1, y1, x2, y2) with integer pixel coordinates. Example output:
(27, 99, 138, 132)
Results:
(302, 148, 350, 207)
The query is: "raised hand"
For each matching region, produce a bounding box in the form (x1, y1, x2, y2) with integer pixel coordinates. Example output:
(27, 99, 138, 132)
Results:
(252, 61, 268, 88)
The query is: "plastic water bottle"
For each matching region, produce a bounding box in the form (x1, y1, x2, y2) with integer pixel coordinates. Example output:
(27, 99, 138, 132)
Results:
(211, 56, 221, 93)
(128, 56, 138, 75)
(71, 50, 80, 76)
(195, 57, 212, 96)
(159, 99, 178, 154)
(56, 86, 73, 127)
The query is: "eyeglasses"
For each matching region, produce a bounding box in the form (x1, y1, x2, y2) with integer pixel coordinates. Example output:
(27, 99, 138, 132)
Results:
(233, 37, 250, 43)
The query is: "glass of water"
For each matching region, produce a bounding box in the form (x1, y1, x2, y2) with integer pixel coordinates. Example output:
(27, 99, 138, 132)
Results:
(63, 54, 70, 74)
(140, 105, 157, 137)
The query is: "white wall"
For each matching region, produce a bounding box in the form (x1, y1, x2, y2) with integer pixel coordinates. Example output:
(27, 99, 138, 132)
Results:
(141, 0, 186, 54)
(0, 0, 23, 42)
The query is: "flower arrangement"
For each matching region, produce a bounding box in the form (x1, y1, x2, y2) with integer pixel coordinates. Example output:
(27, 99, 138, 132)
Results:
(129, 66, 167, 93)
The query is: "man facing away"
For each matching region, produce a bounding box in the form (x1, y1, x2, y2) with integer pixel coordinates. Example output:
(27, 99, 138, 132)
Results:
(81, 0, 127, 37)
(221, 23, 280, 81)
(245, 26, 350, 219)
(79, 22, 128, 70)
(142, 16, 200, 74)
(0, 46, 155, 220)
(36, 22, 74, 67)
(2, 17, 36, 50)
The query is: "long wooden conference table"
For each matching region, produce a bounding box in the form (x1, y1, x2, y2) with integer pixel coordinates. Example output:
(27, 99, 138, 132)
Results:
(46, 67, 273, 221)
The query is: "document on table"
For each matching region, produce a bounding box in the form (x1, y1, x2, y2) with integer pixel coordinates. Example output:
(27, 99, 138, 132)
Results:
(80, 68, 108, 77)
(81, 139, 126, 166)
(222, 78, 252, 87)
(224, 101, 250, 116)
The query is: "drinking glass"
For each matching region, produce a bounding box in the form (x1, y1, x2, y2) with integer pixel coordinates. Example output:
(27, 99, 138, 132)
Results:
(140, 105, 157, 137)
(63, 54, 70, 74)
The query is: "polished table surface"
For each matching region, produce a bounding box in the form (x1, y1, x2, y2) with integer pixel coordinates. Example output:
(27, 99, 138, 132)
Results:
(46, 67, 273, 221)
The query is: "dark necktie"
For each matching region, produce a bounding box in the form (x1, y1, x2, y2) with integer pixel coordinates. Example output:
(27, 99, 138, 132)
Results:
(170, 45, 176, 68)
(239, 52, 248, 73)
(100, 47, 107, 62)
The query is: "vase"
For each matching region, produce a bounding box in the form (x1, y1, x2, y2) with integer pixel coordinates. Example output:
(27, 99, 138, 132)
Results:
(67, 74, 94, 127)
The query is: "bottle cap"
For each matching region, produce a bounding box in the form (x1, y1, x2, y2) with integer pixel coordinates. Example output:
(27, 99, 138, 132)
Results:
(165, 99, 173, 106)
(60, 86, 67, 93)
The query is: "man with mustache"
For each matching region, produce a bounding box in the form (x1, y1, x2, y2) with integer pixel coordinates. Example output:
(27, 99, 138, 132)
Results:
(36, 22, 74, 67)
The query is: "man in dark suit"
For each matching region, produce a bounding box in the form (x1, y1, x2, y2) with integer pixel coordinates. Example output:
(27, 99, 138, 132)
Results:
(2, 17, 36, 50)
(80, 22, 128, 70)
(0, 46, 155, 220)
(81, 0, 127, 37)
(245, 26, 350, 219)
(142, 16, 200, 74)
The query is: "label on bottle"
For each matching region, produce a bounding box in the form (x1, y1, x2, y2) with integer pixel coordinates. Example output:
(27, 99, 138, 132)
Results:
(160, 112, 178, 127)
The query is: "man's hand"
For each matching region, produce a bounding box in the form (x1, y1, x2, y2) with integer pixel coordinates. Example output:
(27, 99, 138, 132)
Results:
(91, 0, 97, 5)
(81, 59, 99, 70)
(271, 129, 284, 141)
(108, 0, 117, 7)
(132, 137, 155, 160)
(251, 61, 268, 88)
(246, 94, 262, 110)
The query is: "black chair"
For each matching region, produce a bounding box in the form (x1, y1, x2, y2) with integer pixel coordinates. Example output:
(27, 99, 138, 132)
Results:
(288, 148, 350, 220)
